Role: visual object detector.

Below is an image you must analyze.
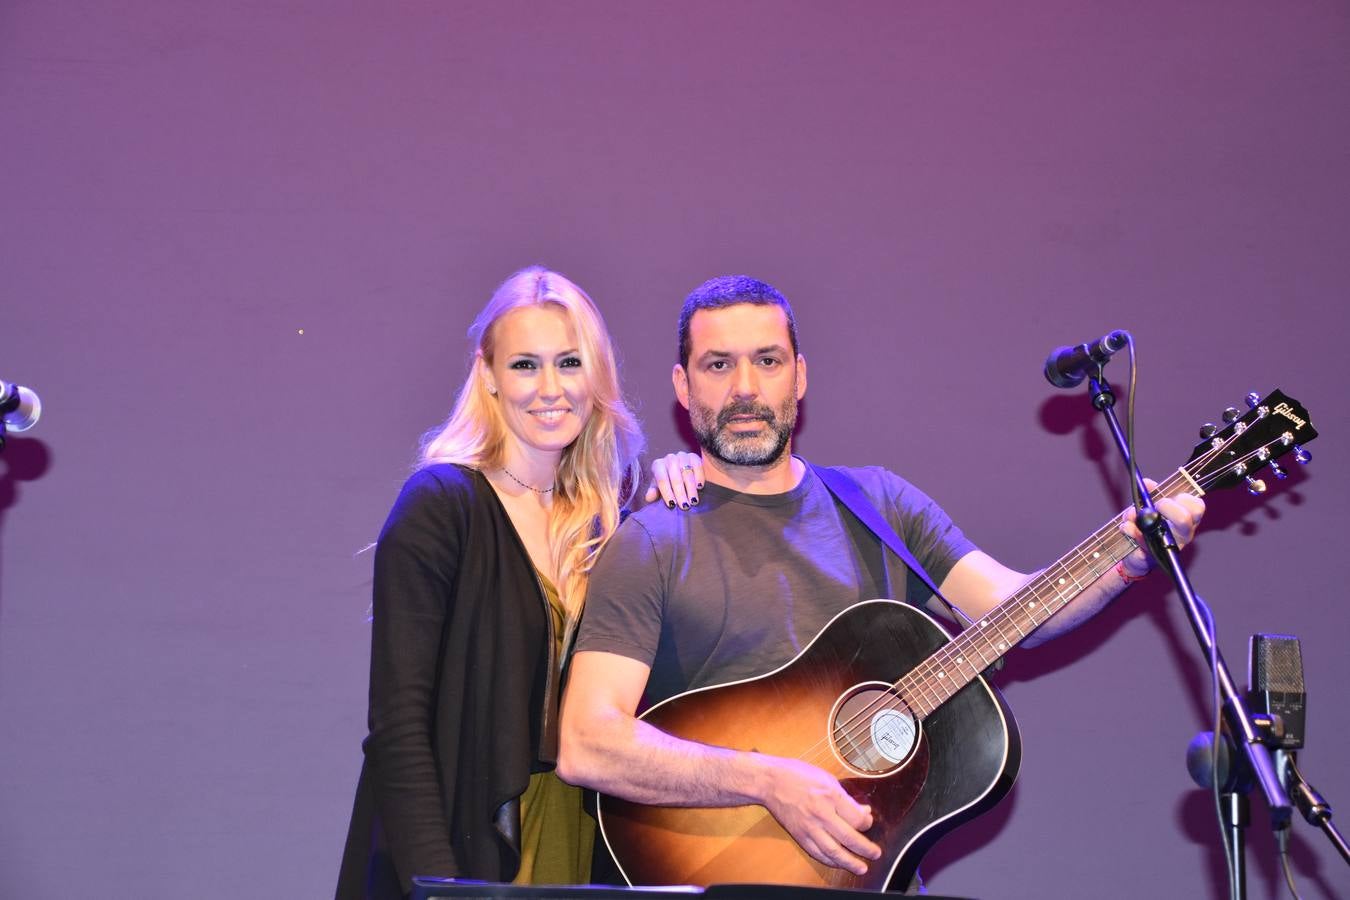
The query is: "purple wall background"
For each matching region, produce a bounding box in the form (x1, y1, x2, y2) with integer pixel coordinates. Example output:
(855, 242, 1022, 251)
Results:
(2, 3, 1347, 897)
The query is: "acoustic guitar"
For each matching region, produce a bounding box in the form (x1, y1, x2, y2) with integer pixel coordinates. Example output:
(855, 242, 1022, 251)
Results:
(598, 390, 1317, 891)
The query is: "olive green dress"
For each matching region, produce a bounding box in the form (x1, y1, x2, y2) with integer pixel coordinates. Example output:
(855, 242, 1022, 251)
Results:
(512, 574, 595, 884)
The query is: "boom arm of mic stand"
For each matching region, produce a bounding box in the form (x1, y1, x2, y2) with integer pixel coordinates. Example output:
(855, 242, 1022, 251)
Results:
(1087, 375, 1292, 829)
(1284, 755, 1350, 864)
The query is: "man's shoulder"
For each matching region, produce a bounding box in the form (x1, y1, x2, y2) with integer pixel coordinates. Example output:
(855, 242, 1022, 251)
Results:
(810, 462, 915, 500)
(808, 461, 955, 524)
(600, 496, 721, 564)
(587, 501, 680, 590)
(620, 499, 687, 542)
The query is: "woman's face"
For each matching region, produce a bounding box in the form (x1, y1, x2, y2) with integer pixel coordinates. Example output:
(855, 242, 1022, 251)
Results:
(483, 304, 594, 460)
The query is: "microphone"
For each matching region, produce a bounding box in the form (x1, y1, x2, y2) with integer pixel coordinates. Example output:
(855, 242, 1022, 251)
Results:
(1248, 633, 1305, 751)
(1043, 330, 1131, 388)
(0, 379, 41, 432)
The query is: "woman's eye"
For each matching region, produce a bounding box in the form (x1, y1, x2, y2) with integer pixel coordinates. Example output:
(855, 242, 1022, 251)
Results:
(508, 359, 537, 370)
(560, 356, 582, 369)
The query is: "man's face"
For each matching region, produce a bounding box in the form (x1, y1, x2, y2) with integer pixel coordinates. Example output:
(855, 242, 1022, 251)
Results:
(674, 303, 806, 469)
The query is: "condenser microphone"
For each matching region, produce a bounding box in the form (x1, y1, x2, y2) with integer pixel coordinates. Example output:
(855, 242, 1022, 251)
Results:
(1043, 330, 1131, 388)
(0, 379, 41, 432)
(1248, 633, 1306, 751)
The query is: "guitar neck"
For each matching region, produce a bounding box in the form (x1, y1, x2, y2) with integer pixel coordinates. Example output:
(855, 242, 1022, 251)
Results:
(900, 469, 1203, 717)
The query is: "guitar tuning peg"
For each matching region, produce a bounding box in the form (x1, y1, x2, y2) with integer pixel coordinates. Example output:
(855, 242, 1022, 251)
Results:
(1245, 392, 1262, 408)
(1268, 460, 1288, 480)
(1245, 476, 1267, 495)
(1198, 422, 1218, 439)
(1222, 407, 1242, 424)
(1294, 445, 1312, 464)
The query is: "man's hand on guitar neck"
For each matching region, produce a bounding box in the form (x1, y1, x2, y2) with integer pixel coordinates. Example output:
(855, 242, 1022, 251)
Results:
(1118, 478, 1206, 578)
(558, 649, 883, 876)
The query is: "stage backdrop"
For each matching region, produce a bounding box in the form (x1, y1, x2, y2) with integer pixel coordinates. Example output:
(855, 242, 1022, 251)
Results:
(2, 3, 1346, 898)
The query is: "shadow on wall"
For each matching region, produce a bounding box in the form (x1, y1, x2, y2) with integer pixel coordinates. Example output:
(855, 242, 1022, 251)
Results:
(930, 386, 1319, 696)
(1010, 394, 1325, 899)
(1038, 391, 1131, 510)
(910, 776, 1019, 891)
(0, 434, 52, 519)
(1177, 788, 1343, 900)
(1013, 388, 1315, 704)
(0, 435, 54, 639)
(1037, 390, 1316, 538)
(0, 436, 51, 510)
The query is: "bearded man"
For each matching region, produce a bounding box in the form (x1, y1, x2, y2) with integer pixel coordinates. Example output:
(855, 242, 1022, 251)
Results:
(557, 275, 1204, 886)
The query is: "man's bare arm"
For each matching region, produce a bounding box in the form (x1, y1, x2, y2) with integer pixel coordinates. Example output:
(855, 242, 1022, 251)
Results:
(934, 487, 1205, 647)
(557, 649, 881, 875)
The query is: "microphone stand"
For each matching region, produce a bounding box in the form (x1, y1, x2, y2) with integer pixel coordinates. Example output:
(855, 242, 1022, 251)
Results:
(1083, 372, 1291, 899)
(1282, 753, 1350, 864)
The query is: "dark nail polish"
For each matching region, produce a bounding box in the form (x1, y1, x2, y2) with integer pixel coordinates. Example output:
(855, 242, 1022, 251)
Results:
(680, 502, 689, 510)
(690, 497, 699, 506)
(666, 500, 675, 509)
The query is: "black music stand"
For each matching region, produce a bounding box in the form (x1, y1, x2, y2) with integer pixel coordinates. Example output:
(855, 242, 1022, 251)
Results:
(411, 878, 976, 900)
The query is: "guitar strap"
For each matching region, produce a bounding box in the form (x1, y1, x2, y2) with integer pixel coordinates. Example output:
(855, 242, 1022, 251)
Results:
(810, 463, 976, 630)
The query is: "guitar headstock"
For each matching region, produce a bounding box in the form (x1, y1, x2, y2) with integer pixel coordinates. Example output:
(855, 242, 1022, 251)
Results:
(1185, 390, 1317, 495)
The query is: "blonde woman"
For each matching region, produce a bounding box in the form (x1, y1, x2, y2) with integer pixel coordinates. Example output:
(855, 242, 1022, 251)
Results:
(337, 268, 696, 897)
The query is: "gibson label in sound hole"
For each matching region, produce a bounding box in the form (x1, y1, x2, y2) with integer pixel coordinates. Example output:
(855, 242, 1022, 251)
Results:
(830, 682, 920, 775)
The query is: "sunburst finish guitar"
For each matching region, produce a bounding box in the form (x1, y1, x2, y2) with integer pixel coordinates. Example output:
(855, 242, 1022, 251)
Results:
(598, 390, 1317, 891)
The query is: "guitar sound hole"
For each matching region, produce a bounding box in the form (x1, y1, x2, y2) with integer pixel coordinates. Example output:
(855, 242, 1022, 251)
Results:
(830, 683, 920, 776)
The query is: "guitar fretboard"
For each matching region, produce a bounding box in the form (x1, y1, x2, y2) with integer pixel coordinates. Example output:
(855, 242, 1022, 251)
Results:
(898, 469, 1201, 718)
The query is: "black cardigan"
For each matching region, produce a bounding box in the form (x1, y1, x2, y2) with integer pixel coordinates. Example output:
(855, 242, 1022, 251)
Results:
(336, 464, 559, 899)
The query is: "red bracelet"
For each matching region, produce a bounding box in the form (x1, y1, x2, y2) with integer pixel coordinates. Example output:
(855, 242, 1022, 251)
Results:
(1115, 559, 1149, 585)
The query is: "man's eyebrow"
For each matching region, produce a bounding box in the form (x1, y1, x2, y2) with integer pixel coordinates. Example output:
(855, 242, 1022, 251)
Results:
(694, 345, 788, 363)
(693, 349, 732, 363)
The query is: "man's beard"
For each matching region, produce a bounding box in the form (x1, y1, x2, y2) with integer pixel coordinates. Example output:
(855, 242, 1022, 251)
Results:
(689, 391, 798, 468)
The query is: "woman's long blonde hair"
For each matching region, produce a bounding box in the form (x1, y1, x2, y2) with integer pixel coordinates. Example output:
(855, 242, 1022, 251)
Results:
(419, 267, 644, 634)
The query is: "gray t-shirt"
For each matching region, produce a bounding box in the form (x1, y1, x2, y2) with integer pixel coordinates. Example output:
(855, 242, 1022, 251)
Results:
(575, 462, 976, 707)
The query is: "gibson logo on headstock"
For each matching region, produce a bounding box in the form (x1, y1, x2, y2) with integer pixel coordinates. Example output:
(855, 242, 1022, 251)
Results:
(1273, 402, 1307, 430)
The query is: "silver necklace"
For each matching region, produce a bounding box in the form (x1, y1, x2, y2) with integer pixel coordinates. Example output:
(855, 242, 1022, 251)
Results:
(501, 466, 554, 494)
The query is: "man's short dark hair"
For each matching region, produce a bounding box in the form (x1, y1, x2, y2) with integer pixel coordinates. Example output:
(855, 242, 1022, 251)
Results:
(677, 275, 800, 367)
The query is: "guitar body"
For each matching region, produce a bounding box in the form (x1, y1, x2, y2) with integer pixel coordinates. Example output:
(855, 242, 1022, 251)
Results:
(598, 599, 1022, 890)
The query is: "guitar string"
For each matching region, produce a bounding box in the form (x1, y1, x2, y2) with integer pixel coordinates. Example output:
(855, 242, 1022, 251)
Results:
(816, 436, 1283, 772)
(797, 497, 1167, 771)
(799, 435, 1281, 773)
(808, 521, 1141, 771)
(811, 476, 1185, 771)
(840, 429, 1276, 738)
(820, 434, 1281, 768)
(853, 427, 1294, 756)
(808, 465, 1196, 770)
